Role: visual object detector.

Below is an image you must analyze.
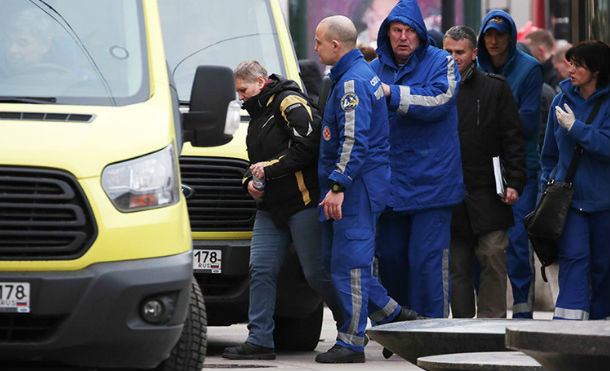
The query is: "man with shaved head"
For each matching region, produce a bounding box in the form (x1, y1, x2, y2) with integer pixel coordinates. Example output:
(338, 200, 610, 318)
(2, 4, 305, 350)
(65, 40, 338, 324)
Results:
(314, 15, 417, 363)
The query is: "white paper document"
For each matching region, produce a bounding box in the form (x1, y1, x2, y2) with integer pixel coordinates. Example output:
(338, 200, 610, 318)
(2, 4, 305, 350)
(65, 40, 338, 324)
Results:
(493, 156, 506, 197)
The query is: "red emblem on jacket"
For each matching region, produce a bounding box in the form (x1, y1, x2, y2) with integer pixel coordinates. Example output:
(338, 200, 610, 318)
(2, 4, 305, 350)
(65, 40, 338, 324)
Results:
(323, 126, 331, 141)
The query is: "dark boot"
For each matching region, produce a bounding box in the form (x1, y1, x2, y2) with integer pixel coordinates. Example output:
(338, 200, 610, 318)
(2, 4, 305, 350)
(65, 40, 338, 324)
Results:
(315, 344, 365, 363)
(383, 307, 420, 358)
(394, 307, 419, 321)
(222, 342, 276, 360)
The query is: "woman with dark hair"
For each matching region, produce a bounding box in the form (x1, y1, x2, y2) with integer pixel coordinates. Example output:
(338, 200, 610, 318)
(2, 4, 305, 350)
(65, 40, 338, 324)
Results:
(540, 40, 610, 320)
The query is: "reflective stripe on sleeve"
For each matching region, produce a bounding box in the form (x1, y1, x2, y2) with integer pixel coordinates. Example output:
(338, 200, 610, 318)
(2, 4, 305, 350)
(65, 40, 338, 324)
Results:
(337, 80, 356, 174)
(397, 55, 458, 115)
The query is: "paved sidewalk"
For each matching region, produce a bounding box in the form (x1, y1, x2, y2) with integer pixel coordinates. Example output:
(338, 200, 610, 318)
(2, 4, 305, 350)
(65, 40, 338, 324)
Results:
(204, 308, 554, 370)
(205, 307, 424, 370)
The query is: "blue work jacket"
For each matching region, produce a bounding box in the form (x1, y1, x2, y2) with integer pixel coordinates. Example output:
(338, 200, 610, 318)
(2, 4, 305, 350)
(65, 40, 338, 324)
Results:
(370, 0, 464, 212)
(541, 80, 610, 212)
(318, 49, 390, 219)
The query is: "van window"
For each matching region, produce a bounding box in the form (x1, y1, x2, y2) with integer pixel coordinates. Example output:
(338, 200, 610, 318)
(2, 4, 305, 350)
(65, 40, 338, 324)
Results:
(159, 0, 285, 102)
(0, 0, 149, 106)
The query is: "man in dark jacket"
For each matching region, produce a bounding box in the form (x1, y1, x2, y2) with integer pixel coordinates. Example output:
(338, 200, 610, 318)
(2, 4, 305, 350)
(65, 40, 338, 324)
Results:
(443, 26, 526, 318)
(223, 60, 343, 360)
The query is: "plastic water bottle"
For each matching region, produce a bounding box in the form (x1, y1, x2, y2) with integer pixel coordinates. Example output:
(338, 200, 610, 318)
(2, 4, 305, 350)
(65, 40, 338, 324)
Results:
(252, 175, 266, 190)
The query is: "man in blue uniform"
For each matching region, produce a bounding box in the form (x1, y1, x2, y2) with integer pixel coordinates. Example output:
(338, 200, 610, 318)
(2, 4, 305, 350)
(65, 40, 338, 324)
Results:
(477, 10, 543, 318)
(370, 0, 464, 319)
(314, 15, 416, 364)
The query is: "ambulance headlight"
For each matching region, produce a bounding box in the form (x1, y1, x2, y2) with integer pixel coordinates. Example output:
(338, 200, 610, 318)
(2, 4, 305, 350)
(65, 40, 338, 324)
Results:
(101, 144, 180, 212)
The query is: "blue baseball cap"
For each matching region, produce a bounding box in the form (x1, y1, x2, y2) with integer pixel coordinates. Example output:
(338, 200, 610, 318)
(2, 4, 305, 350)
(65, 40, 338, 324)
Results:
(482, 16, 510, 35)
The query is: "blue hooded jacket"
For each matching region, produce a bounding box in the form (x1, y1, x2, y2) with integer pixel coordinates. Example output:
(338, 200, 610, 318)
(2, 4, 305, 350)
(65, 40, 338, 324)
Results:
(318, 49, 391, 219)
(477, 10, 543, 175)
(541, 80, 610, 212)
(369, 0, 464, 212)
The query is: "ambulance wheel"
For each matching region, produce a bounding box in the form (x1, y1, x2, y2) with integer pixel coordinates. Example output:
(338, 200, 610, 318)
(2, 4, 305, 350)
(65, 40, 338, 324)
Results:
(157, 278, 207, 371)
(273, 302, 323, 351)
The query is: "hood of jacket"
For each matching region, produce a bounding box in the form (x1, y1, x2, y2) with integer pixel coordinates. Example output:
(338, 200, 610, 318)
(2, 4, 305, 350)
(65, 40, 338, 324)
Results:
(477, 10, 518, 73)
(242, 74, 301, 118)
(375, 0, 433, 69)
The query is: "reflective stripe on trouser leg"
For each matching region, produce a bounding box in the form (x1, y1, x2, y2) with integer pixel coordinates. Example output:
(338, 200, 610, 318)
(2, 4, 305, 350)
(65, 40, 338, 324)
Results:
(328, 184, 392, 351)
(442, 248, 450, 318)
(327, 216, 372, 351)
(337, 268, 366, 347)
(368, 210, 403, 325)
(369, 297, 399, 323)
(553, 209, 610, 320)
(554, 209, 589, 320)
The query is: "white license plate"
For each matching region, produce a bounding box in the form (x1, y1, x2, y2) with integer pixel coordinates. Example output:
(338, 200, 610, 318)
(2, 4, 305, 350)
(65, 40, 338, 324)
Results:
(0, 282, 30, 313)
(193, 249, 222, 273)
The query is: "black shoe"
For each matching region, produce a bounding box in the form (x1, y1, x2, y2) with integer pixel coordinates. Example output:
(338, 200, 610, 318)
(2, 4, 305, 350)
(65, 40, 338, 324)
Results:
(222, 342, 276, 360)
(315, 344, 365, 363)
(393, 307, 419, 322)
(382, 307, 420, 359)
(382, 347, 394, 359)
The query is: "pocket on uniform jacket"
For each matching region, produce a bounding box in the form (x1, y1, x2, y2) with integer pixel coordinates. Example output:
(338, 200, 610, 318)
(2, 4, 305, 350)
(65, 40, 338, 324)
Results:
(344, 228, 372, 241)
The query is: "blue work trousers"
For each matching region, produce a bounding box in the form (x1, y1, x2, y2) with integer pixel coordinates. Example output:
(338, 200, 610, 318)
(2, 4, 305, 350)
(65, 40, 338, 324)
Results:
(246, 208, 341, 348)
(507, 176, 537, 318)
(555, 209, 610, 320)
(321, 197, 401, 352)
(375, 207, 452, 318)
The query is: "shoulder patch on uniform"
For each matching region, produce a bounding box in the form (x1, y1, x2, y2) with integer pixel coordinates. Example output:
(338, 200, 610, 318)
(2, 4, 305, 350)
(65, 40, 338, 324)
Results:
(322, 125, 331, 141)
(370, 76, 380, 86)
(340, 93, 359, 111)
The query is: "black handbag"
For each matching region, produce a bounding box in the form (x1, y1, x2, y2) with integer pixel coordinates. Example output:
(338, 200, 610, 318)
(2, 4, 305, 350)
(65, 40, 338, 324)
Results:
(524, 98, 602, 281)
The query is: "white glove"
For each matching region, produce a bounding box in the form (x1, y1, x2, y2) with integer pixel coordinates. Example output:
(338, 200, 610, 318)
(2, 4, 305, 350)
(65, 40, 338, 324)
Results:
(555, 103, 575, 131)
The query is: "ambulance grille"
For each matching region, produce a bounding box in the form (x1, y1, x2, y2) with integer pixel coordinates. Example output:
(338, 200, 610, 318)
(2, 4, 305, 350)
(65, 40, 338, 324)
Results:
(0, 166, 97, 259)
(0, 314, 65, 342)
(179, 157, 256, 231)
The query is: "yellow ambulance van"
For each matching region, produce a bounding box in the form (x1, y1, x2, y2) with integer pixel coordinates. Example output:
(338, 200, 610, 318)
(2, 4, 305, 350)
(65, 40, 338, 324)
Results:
(0, 0, 237, 369)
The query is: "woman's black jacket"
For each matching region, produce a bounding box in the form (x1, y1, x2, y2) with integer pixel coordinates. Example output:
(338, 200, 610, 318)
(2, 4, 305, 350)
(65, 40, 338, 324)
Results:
(241, 74, 321, 227)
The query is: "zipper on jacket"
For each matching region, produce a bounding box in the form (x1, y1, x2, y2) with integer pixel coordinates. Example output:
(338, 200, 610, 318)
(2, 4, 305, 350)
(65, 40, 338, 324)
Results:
(476, 99, 480, 126)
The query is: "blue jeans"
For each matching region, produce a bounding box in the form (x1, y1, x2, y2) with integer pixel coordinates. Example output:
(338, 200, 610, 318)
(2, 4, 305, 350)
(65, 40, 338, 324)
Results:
(246, 208, 341, 348)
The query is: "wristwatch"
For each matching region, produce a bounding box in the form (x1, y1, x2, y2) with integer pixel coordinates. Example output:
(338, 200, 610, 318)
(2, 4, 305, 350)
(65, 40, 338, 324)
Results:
(331, 182, 345, 193)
